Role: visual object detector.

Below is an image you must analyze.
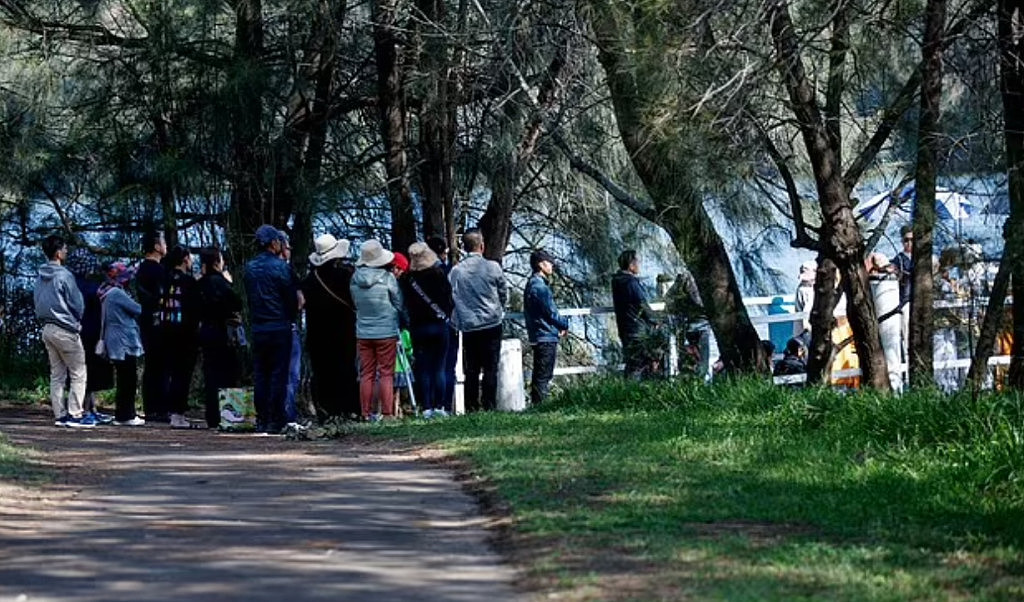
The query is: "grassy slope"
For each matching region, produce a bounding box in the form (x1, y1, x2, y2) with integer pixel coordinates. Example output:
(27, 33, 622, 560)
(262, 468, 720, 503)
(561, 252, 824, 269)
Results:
(370, 378, 1024, 601)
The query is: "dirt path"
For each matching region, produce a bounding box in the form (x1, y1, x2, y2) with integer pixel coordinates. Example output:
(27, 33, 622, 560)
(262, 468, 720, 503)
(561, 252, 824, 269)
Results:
(0, 408, 526, 602)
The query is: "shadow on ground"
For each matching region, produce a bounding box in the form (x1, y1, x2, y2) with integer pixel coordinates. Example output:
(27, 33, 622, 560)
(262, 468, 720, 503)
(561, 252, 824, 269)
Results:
(0, 408, 525, 602)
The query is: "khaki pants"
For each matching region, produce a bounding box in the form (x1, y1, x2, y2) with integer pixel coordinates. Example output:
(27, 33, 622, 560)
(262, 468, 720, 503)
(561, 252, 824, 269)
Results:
(41, 323, 87, 419)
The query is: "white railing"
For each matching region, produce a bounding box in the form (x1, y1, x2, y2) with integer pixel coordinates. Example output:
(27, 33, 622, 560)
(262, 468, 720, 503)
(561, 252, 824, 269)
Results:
(502, 295, 1011, 388)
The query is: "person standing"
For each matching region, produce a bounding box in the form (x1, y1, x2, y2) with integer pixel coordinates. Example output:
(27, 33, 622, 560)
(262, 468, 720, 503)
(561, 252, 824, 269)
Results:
(276, 230, 305, 425)
(160, 245, 200, 429)
(196, 248, 243, 428)
(427, 235, 459, 414)
(34, 234, 94, 428)
(611, 249, 657, 379)
(449, 229, 507, 412)
(867, 252, 904, 393)
(350, 239, 404, 420)
(99, 262, 146, 426)
(67, 247, 114, 423)
(302, 234, 358, 421)
(401, 242, 454, 417)
(793, 259, 816, 345)
(523, 249, 567, 405)
(244, 225, 298, 433)
(891, 225, 913, 360)
(135, 231, 168, 422)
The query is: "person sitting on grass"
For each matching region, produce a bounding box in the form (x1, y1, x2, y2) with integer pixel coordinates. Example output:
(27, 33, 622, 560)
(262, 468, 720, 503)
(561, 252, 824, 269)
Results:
(773, 338, 807, 377)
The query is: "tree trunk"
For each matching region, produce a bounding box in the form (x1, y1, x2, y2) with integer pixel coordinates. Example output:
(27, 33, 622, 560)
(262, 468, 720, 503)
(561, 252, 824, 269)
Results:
(273, 0, 346, 270)
(228, 0, 271, 265)
(768, 0, 889, 390)
(907, 0, 947, 388)
(415, 0, 454, 241)
(998, 0, 1024, 387)
(373, 0, 417, 253)
(806, 255, 839, 383)
(587, 3, 767, 374)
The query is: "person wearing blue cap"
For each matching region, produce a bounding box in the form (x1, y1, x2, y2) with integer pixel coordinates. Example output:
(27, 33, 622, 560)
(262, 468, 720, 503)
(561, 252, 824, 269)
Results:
(244, 224, 299, 433)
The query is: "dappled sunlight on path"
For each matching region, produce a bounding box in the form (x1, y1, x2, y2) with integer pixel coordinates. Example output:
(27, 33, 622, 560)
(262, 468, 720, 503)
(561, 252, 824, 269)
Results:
(0, 409, 524, 602)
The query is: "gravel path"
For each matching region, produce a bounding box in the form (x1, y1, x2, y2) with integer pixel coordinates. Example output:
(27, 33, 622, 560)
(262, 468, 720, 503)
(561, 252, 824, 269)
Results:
(0, 408, 526, 602)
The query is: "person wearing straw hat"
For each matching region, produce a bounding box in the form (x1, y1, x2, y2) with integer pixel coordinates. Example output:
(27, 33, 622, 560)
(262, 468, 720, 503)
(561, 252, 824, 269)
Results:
(400, 242, 454, 417)
(301, 233, 359, 421)
(244, 224, 299, 433)
(449, 229, 507, 412)
(350, 239, 405, 421)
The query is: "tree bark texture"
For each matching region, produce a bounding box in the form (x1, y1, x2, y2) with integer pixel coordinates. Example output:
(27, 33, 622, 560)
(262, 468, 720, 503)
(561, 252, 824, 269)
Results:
(587, 1, 767, 374)
(805, 255, 839, 384)
(374, 0, 417, 254)
(998, 0, 1024, 387)
(769, 0, 889, 390)
(908, 0, 947, 388)
(415, 0, 455, 242)
(228, 0, 272, 264)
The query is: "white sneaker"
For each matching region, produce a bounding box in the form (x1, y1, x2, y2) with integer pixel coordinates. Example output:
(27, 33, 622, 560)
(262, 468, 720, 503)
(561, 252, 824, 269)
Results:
(421, 409, 434, 419)
(114, 416, 146, 426)
(432, 408, 449, 418)
(169, 414, 191, 429)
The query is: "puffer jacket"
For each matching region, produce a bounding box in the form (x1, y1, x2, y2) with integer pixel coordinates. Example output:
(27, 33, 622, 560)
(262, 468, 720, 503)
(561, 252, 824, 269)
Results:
(244, 251, 298, 334)
(100, 286, 144, 361)
(524, 273, 568, 343)
(449, 253, 507, 332)
(350, 267, 404, 340)
(34, 262, 85, 333)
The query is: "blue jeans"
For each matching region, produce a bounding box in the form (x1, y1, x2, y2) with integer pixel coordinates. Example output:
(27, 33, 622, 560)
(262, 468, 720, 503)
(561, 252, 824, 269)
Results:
(284, 326, 301, 422)
(411, 323, 449, 412)
(443, 327, 458, 413)
(252, 329, 292, 430)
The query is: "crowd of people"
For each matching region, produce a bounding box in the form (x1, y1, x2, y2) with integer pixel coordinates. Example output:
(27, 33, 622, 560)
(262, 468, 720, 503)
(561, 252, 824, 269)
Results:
(32, 226, 575, 432)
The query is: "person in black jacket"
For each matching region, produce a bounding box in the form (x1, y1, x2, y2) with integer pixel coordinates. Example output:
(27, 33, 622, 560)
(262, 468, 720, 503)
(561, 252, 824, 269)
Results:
(67, 247, 114, 422)
(301, 234, 358, 421)
(135, 231, 168, 422)
(160, 245, 200, 428)
(196, 247, 243, 428)
(611, 249, 658, 379)
(400, 242, 454, 417)
(773, 337, 807, 378)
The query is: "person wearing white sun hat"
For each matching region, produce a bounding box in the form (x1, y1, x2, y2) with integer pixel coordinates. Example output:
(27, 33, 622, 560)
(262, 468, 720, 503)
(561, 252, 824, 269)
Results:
(350, 239, 405, 420)
(301, 233, 359, 420)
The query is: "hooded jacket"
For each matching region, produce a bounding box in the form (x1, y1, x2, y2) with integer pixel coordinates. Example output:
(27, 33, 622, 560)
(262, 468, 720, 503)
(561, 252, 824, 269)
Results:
(449, 253, 507, 332)
(100, 286, 144, 361)
(34, 262, 85, 333)
(350, 267, 404, 340)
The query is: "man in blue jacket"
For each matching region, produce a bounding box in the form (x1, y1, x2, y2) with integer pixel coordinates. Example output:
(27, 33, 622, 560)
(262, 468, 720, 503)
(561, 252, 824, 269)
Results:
(524, 249, 568, 405)
(244, 224, 298, 433)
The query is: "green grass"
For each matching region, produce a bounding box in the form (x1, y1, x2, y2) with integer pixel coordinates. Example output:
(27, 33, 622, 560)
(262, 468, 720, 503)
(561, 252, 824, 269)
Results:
(0, 432, 48, 484)
(363, 377, 1024, 600)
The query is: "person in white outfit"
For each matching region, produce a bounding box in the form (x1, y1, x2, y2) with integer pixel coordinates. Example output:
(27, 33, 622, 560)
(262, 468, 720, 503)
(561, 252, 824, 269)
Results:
(867, 253, 903, 393)
(793, 260, 816, 343)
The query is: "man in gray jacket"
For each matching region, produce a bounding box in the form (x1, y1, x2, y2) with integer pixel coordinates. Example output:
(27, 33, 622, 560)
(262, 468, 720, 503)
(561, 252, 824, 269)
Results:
(34, 234, 94, 428)
(449, 229, 507, 412)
